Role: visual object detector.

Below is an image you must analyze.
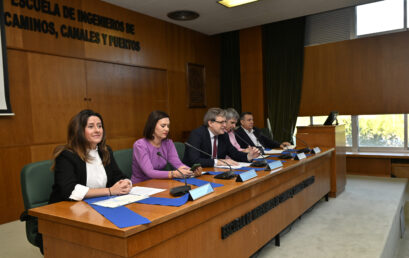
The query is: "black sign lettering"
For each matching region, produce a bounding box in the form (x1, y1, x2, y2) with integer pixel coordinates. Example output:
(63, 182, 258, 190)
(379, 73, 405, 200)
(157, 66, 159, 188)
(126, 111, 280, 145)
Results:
(6, 1, 140, 52)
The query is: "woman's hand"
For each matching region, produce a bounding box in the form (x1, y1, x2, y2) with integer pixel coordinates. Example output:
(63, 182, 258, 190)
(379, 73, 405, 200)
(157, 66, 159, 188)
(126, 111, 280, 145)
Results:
(171, 166, 194, 178)
(110, 179, 132, 195)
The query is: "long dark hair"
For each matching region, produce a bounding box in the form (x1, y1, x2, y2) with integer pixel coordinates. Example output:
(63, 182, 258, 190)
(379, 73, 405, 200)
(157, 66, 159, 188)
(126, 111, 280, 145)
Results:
(53, 110, 110, 169)
(143, 110, 170, 140)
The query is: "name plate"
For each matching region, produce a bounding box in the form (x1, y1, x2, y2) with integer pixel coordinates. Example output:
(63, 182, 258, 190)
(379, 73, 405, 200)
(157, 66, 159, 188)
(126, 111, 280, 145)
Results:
(269, 167, 283, 175)
(311, 147, 321, 154)
(294, 152, 306, 160)
(236, 169, 258, 182)
(189, 183, 214, 201)
(265, 160, 283, 171)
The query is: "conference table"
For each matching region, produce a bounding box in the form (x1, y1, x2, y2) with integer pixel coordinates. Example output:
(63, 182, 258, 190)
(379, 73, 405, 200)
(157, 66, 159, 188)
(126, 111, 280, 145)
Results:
(30, 148, 334, 257)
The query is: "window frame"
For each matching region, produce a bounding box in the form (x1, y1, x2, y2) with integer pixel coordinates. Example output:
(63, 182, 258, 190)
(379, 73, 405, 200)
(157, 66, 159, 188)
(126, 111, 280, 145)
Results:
(355, 0, 408, 38)
(296, 114, 409, 153)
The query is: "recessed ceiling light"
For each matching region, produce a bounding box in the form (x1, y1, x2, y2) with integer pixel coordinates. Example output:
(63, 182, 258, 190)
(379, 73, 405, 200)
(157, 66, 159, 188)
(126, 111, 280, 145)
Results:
(167, 10, 200, 21)
(218, 0, 259, 8)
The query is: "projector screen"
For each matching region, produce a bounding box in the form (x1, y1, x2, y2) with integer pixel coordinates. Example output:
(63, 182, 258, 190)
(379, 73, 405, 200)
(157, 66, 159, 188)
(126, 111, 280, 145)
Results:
(0, 0, 12, 116)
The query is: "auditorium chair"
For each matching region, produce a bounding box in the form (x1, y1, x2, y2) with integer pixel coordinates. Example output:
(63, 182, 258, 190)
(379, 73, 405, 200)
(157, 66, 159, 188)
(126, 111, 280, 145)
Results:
(163, 142, 185, 171)
(174, 142, 185, 160)
(20, 160, 54, 254)
(260, 127, 273, 139)
(113, 148, 133, 179)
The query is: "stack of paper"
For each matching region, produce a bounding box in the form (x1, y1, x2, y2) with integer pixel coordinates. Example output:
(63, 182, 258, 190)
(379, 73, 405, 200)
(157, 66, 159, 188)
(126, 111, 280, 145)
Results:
(215, 162, 252, 169)
(92, 195, 148, 208)
(130, 186, 165, 196)
(263, 149, 283, 154)
(93, 186, 166, 208)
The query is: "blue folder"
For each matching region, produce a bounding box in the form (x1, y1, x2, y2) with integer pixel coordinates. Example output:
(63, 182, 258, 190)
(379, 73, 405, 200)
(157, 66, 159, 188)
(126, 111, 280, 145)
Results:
(236, 167, 265, 171)
(136, 193, 189, 207)
(252, 158, 274, 163)
(84, 196, 151, 228)
(205, 171, 243, 175)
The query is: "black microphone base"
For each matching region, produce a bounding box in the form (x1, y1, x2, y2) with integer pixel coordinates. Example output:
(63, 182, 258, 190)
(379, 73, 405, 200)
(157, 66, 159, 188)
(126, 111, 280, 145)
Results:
(170, 185, 191, 196)
(251, 160, 267, 167)
(214, 171, 236, 180)
(279, 153, 293, 159)
(297, 148, 310, 154)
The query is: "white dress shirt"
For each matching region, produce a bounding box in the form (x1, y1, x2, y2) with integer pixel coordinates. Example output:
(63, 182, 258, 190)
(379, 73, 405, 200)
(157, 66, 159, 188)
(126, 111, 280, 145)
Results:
(69, 148, 108, 201)
(244, 128, 264, 148)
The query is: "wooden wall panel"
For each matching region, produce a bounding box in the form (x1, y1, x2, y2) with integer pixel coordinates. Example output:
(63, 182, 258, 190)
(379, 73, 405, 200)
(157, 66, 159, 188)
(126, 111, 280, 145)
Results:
(4, 0, 169, 68)
(81, 1, 168, 68)
(165, 24, 220, 141)
(300, 30, 409, 116)
(0, 146, 31, 224)
(0, 50, 33, 146)
(165, 24, 197, 139)
(30, 144, 61, 162)
(107, 137, 138, 151)
(85, 61, 168, 139)
(240, 27, 265, 127)
(347, 157, 391, 177)
(28, 53, 87, 144)
(4, 0, 86, 58)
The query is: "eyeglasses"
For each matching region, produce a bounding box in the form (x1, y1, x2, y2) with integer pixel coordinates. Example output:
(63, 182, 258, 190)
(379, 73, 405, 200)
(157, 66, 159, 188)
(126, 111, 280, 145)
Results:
(212, 120, 227, 124)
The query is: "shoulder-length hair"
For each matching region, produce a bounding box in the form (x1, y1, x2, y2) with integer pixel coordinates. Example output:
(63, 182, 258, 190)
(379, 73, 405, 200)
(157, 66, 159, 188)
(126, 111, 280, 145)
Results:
(143, 110, 170, 140)
(53, 110, 110, 169)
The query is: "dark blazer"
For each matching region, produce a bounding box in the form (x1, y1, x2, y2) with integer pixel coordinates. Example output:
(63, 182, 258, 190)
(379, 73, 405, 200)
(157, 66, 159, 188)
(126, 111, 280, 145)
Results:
(183, 125, 249, 167)
(49, 146, 127, 204)
(234, 126, 281, 149)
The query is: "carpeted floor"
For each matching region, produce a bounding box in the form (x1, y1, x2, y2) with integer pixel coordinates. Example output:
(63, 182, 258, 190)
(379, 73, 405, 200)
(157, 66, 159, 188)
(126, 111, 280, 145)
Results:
(255, 175, 409, 258)
(0, 175, 407, 258)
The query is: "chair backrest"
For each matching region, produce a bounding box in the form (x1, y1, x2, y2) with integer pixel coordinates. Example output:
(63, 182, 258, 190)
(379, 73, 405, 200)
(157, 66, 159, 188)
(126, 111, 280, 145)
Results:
(174, 142, 185, 161)
(163, 142, 185, 171)
(21, 160, 54, 210)
(20, 160, 53, 252)
(113, 148, 133, 179)
(260, 127, 273, 139)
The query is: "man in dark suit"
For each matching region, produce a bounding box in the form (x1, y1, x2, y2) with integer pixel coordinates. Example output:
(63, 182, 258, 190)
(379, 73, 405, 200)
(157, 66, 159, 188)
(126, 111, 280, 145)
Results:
(235, 112, 291, 149)
(183, 108, 260, 167)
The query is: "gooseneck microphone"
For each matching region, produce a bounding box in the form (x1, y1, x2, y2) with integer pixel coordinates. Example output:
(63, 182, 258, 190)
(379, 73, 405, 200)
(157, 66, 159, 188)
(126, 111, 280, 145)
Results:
(184, 142, 235, 180)
(233, 128, 269, 167)
(157, 152, 191, 196)
(293, 135, 311, 153)
(282, 127, 311, 153)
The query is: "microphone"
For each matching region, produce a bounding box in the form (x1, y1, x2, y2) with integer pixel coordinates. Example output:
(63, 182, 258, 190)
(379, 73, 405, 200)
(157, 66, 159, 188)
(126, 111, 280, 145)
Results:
(233, 128, 265, 155)
(157, 152, 191, 196)
(282, 127, 311, 153)
(184, 142, 235, 180)
(293, 134, 311, 153)
(233, 128, 269, 167)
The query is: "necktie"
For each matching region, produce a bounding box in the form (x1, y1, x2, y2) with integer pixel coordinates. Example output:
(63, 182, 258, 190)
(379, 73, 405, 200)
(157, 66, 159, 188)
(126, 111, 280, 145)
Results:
(212, 135, 218, 158)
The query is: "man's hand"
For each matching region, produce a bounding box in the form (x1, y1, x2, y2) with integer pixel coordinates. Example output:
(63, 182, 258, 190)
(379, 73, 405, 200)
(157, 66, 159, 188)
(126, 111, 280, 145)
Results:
(217, 159, 238, 166)
(280, 142, 292, 149)
(247, 147, 260, 161)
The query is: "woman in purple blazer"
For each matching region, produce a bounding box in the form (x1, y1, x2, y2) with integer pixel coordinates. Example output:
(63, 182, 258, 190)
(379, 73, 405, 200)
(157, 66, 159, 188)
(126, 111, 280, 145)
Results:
(131, 111, 202, 183)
